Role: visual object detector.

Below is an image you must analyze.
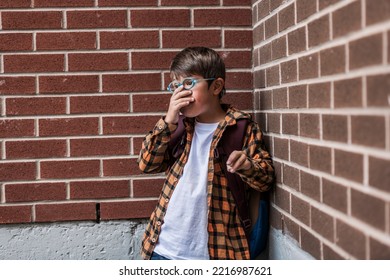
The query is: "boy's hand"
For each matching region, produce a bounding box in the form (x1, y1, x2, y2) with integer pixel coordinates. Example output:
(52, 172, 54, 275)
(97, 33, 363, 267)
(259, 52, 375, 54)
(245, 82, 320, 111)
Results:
(226, 151, 251, 173)
(165, 86, 194, 124)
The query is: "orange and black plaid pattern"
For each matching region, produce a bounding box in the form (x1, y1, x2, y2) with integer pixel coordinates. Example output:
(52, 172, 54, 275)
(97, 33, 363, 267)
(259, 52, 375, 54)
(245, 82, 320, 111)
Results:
(137, 106, 274, 260)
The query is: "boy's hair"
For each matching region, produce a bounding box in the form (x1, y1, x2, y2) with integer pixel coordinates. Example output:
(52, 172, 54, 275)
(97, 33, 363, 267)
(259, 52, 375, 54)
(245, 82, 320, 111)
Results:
(170, 47, 226, 98)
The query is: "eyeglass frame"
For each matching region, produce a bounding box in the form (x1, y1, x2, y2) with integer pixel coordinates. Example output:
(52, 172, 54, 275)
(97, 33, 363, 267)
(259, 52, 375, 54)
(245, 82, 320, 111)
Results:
(166, 77, 216, 93)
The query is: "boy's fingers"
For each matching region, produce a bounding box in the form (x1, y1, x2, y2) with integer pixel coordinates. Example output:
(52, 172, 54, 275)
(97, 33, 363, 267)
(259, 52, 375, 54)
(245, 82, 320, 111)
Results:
(227, 151, 247, 173)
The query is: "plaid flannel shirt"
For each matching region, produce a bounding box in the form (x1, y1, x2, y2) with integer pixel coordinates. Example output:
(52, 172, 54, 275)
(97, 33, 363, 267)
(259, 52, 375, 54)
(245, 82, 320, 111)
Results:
(137, 106, 274, 260)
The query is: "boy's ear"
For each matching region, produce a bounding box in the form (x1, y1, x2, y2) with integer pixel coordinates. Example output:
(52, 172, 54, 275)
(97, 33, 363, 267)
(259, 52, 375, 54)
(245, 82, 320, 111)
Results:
(212, 78, 225, 96)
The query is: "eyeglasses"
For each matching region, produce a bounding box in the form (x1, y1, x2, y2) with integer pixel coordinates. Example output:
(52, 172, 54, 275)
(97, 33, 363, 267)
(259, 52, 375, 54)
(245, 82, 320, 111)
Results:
(167, 77, 215, 93)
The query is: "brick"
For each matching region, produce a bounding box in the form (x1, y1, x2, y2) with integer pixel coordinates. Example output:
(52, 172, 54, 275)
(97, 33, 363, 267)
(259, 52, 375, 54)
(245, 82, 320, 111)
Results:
(163, 30, 221, 48)
(0, 33, 33, 52)
(322, 178, 348, 213)
(333, 1, 361, 38)
(226, 72, 252, 90)
(300, 114, 320, 139)
(288, 27, 306, 55)
(323, 243, 344, 260)
(224, 30, 252, 48)
(351, 115, 386, 148)
(37, 32, 96, 51)
(273, 137, 289, 161)
(70, 138, 130, 157)
(100, 200, 156, 220)
(103, 115, 159, 135)
(133, 93, 170, 113)
(0, 0, 30, 8)
(4, 54, 64, 73)
(0, 206, 31, 224)
(132, 9, 190, 27)
(220, 51, 252, 69)
(41, 160, 100, 179)
(291, 195, 310, 226)
(260, 43, 272, 64)
(40, 75, 99, 94)
(5, 183, 66, 202)
(274, 186, 290, 213)
(366, 74, 390, 107)
(351, 189, 385, 230)
(2, 11, 62, 30)
(272, 88, 287, 109)
(271, 35, 287, 61)
(253, 24, 264, 46)
(103, 158, 142, 176)
(279, 3, 295, 32)
(273, 161, 282, 185)
(133, 179, 165, 198)
(289, 85, 307, 108)
(71, 95, 129, 114)
(259, 90, 272, 110)
(99, 0, 157, 6)
(67, 10, 127, 29)
(0, 119, 34, 138)
(301, 172, 320, 201)
(132, 51, 176, 70)
(282, 216, 299, 241)
(264, 14, 278, 39)
(369, 156, 390, 192)
(281, 59, 297, 84)
(194, 8, 251, 27)
(334, 77, 363, 108)
(290, 140, 308, 167)
(6, 140, 66, 159)
(266, 113, 280, 134)
(269, 0, 283, 11)
(39, 118, 99, 137)
(369, 238, 390, 260)
(309, 145, 331, 173)
(299, 53, 319, 80)
(0, 162, 36, 182)
(132, 137, 144, 156)
(34, 0, 95, 6)
(6, 97, 66, 116)
(336, 219, 366, 259)
(0, 76, 35, 95)
(301, 227, 321, 259)
(70, 180, 130, 199)
(349, 34, 383, 70)
(35, 203, 96, 222)
(253, 69, 265, 89)
(308, 82, 331, 108)
(69, 53, 128, 72)
(282, 114, 298, 136)
(266, 65, 280, 86)
(322, 114, 348, 143)
(309, 14, 330, 47)
(103, 73, 161, 92)
(283, 164, 299, 191)
(366, 0, 390, 26)
(257, 0, 270, 21)
(320, 45, 346, 76)
(334, 149, 363, 183)
(100, 31, 159, 49)
(270, 207, 283, 231)
(296, 0, 317, 22)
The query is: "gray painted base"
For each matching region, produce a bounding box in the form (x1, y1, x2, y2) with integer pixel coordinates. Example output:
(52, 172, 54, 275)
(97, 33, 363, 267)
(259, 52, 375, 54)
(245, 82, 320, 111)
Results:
(268, 227, 314, 260)
(0, 220, 147, 260)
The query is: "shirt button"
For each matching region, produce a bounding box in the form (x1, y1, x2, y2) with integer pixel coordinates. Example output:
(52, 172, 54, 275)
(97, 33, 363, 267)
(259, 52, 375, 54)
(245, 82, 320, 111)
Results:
(151, 238, 156, 243)
(165, 198, 169, 203)
(158, 125, 163, 130)
(157, 221, 161, 226)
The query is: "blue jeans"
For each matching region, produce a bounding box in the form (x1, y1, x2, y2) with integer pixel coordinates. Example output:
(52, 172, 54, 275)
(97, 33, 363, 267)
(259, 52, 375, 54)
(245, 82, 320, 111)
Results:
(151, 252, 170, 260)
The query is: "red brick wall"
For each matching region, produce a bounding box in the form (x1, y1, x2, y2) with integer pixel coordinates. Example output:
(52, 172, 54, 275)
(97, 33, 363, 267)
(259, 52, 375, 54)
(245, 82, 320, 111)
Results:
(253, 0, 390, 259)
(0, 1, 253, 224)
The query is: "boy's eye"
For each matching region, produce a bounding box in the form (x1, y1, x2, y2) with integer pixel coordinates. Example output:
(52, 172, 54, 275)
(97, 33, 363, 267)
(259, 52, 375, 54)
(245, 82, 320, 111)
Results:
(171, 82, 180, 89)
(182, 79, 195, 89)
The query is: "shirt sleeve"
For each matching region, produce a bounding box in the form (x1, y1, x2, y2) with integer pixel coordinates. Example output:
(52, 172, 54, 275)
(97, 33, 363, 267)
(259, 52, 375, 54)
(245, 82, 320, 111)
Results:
(236, 121, 275, 192)
(137, 117, 178, 174)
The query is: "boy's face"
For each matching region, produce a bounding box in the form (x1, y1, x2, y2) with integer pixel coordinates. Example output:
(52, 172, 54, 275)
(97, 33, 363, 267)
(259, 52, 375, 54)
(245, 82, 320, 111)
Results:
(171, 74, 220, 121)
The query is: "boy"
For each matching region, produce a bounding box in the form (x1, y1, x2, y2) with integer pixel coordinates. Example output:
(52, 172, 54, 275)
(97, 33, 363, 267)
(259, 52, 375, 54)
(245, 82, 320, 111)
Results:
(138, 47, 274, 260)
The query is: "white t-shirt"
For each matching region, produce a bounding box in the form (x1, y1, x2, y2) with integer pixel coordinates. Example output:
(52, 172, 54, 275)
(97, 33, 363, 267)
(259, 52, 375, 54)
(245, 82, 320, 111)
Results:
(153, 120, 219, 260)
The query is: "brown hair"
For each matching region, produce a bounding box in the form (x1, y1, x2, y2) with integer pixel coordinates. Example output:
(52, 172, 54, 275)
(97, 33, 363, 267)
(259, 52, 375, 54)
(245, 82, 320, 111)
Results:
(170, 47, 226, 98)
